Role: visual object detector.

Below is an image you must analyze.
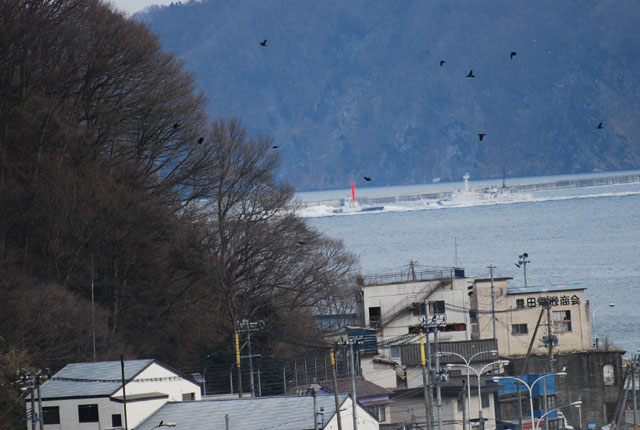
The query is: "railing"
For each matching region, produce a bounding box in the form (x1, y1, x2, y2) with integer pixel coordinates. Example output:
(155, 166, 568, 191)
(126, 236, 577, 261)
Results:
(358, 267, 457, 286)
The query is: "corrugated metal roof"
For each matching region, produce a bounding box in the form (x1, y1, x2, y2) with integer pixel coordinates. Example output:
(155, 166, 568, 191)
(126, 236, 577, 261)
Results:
(136, 395, 349, 430)
(507, 284, 585, 295)
(38, 359, 154, 399)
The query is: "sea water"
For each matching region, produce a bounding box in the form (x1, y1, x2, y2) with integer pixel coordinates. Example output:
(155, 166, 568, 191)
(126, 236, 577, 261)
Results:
(298, 172, 640, 355)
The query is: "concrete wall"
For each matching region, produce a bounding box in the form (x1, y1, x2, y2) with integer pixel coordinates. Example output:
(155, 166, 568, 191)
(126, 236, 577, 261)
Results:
(507, 351, 624, 428)
(472, 279, 592, 356)
(360, 277, 472, 348)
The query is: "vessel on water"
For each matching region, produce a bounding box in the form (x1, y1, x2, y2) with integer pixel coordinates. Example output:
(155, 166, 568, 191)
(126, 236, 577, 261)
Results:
(433, 173, 534, 207)
(332, 183, 384, 213)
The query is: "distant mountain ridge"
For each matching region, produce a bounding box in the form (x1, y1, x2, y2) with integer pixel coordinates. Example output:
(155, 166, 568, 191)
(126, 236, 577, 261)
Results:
(139, 0, 640, 191)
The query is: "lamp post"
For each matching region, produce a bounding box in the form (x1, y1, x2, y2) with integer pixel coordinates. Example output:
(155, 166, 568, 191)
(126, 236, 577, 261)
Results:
(575, 402, 583, 430)
(447, 359, 510, 430)
(439, 350, 498, 430)
(515, 253, 530, 287)
(492, 371, 567, 430)
(591, 303, 615, 349)
(535, 401, 582, 430)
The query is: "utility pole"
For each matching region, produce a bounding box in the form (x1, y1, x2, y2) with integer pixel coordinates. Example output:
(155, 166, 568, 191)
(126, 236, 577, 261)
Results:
(18, 368, 49, 430)
(120, 356, 129, 430)
(633, 354, 638, 430)
(237, 319, 264, 397)
(488, 265, 497, 339)
(330, 348, 343, 430)
(348, 338, 360, 430)
(420, 331, 432, 430)
(543, 297, 555, 430)
(234, 329, 243, 397)
(422, 301, 446, 430)
(434, 327, 444, 430)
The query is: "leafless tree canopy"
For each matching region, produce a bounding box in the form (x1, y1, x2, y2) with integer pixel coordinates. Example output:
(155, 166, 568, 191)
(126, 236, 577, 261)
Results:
(0, 0, 358, 422)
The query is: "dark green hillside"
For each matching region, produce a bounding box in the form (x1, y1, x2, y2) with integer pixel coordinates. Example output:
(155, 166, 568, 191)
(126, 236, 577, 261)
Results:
(140, 0, 640, 190)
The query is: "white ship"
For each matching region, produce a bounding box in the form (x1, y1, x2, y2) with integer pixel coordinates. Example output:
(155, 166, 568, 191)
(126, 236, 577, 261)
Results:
(434, 173, 534, 207)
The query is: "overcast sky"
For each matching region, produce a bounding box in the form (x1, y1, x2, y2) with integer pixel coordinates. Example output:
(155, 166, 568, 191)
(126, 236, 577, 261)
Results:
(108, 0, 173, 15)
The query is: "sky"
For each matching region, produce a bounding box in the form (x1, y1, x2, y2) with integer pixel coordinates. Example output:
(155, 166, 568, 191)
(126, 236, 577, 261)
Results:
(108, 0, 173, 15)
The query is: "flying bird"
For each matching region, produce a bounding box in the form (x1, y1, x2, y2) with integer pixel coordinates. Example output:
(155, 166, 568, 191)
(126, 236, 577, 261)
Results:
(440, 60, 446, 66)
(466, 70, 475, 78)
(597, 122, 603, 129)
(260, 40, 267, 46)
(478, 133, 486, 141)
(272, 145, 279, 149)
(364, 176, 372, 181)
(197, 137, 204, 144)
(510, 51, 517, 60)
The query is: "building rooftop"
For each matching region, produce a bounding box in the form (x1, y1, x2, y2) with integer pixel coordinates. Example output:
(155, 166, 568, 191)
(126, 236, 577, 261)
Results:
(507, 283, 586, 295)
(319, 377, 394, 399)
(136, 395, 349, 430)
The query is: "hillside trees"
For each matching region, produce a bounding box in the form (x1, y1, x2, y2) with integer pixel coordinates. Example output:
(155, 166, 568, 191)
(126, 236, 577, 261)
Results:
(0, 0, 357, 388)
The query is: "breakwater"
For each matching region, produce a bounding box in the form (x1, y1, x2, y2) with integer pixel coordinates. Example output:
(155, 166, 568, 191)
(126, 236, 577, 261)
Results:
(299, 172, 640, 208)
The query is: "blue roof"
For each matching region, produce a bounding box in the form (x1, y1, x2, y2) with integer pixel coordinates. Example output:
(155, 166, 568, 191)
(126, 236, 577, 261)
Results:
(37, 359, 154, 399)
(136, 395, 349, 430)
(507, 284, 585, 295)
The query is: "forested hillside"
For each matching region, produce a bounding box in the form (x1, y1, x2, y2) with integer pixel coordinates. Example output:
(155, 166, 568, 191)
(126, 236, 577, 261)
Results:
(140, 0, 640, 190)
(0, 1, 356, 426)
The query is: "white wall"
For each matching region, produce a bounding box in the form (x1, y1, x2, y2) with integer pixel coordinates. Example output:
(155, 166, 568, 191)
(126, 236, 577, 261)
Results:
(361, 278, 472, 351)
(360, 357, 397, 389)
(325, 397, 380, 430)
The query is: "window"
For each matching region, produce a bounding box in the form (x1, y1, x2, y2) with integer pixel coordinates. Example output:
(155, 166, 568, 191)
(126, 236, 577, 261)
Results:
(78, 404, 99, 423)
(367, 405, 386, 421)
(182, 392, 195, 401)
(369, 307, 381, 328)
(43, 406, 60, 425)
(553, 310, 572, 332)
(411, 302, 427, 316)
(469, 310, 477, 324)
(431, 300, 446, 315)
(603, 364, 615, 385)
(512, 323, 528, 335)
(481, 393, 490, 409)
(112, 414, 122, 427)
(390, 346, 401, 359)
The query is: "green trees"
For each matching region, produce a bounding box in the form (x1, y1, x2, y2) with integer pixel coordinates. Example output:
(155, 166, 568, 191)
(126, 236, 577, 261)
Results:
(0, 0, 357, 410)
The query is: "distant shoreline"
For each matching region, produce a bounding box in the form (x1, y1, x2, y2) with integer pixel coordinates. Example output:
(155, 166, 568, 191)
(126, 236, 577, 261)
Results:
(297, 171, 640, 209)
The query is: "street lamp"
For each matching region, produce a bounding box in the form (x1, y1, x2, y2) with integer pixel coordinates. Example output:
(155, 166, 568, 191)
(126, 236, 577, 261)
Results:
(515, 253, 530, 287)
(492, 371, 567, 430)
(535, 401, 582, 430)
(447, 359, 510, 430)
(439, 350, 498, 430)
(591, 303, 615, 349)
(575, 401, 583, 430)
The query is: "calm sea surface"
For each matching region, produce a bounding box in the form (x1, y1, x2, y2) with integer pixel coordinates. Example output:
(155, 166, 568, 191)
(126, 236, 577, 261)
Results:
(298, 171, 640, 356)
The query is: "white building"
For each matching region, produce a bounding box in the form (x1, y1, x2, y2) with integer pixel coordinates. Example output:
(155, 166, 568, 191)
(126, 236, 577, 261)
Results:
(470, 277, 592, 356)
(28, 359, 201, 430)
(356, 266, 472, 362)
